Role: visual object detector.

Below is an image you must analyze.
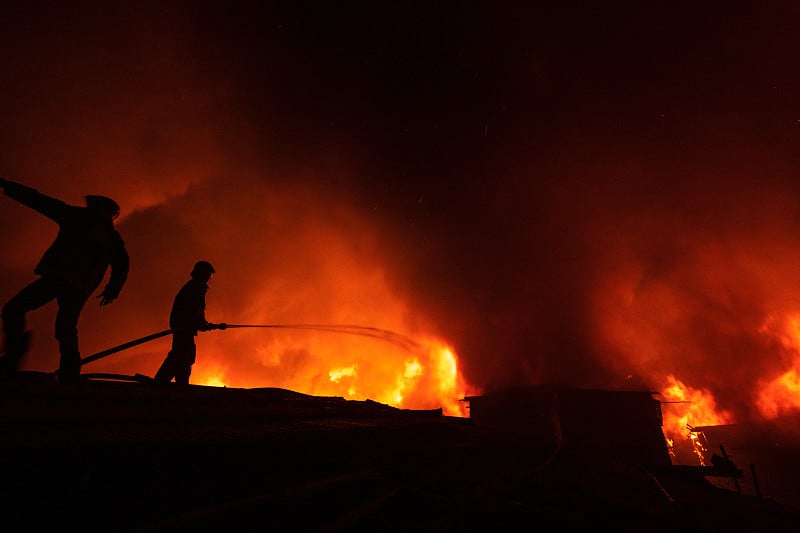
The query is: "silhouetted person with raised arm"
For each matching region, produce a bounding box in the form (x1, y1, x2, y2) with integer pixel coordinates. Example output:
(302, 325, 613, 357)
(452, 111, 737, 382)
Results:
(0, 177, 129, 383)
(154, 260, 223, 385)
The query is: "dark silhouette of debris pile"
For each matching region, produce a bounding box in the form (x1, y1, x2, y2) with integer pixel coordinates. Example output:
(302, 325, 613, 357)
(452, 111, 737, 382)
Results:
(1, 374, 799, 531)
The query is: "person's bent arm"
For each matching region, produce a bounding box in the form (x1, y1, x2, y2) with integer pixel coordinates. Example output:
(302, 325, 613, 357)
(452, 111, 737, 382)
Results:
(98, 238, 130, 306)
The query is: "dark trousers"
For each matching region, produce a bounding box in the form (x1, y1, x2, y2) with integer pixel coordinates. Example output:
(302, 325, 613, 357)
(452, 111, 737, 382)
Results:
(1, 276, 89, 379)
(154, 330, 197, 385)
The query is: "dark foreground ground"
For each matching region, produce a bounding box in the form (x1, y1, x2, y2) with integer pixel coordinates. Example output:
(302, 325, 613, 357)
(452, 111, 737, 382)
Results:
(1, 372, 799, 532)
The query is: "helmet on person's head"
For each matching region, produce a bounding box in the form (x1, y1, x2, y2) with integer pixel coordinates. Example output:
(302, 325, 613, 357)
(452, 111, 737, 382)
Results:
(85, 195, 120, 220)
(191, 260, 216, 277)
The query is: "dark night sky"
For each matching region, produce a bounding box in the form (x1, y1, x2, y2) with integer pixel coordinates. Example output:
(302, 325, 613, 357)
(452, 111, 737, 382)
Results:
(4, 2, 800, 421)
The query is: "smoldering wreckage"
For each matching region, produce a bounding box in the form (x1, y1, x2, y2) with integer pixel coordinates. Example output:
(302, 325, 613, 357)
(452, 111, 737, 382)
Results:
(1, 326, 800, 532)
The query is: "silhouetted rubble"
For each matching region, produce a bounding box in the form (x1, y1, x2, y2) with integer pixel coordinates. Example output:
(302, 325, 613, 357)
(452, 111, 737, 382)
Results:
(1, 373, 799, 531)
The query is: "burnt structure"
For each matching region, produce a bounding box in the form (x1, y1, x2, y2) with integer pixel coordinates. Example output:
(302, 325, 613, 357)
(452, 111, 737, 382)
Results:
(465, 385, 672, 466)
(1, 374, 798, 531)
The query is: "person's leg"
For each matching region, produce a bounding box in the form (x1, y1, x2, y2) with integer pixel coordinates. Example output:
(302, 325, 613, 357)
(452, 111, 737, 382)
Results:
(175, 364, 191, 385)
(154, 350, 178, 384)
(155, 332, 194, 384)
(54, 283, 89, 383)
(0, 278, 58, 373)
(173, 335, 196, 385)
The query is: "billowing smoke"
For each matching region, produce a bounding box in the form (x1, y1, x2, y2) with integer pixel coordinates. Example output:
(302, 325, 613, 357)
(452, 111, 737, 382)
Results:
(3, 3, 800, 425)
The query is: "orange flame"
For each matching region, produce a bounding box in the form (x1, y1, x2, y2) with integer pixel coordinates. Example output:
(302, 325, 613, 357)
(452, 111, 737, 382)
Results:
(757, 370, 800, 419)
(193, 334, 475, 417)
(660, 375, 733, 465)
(756, 313, 800, 418)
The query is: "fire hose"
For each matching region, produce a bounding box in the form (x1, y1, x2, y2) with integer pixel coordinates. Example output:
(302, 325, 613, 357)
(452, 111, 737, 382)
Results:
(80, 323, 422, 367)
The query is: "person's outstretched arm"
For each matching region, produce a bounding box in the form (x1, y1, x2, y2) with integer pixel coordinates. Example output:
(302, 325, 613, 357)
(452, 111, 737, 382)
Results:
(0, 177, 69, 223)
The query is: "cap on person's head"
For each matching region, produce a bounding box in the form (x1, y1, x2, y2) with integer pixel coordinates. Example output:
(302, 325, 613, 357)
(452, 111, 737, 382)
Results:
(85, 195, 120, 220)
(192, 260, 216, 277)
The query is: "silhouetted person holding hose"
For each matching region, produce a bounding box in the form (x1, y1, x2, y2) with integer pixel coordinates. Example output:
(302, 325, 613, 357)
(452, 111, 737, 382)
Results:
(154, 260, 224, 385)
(0, 177, 129, 383)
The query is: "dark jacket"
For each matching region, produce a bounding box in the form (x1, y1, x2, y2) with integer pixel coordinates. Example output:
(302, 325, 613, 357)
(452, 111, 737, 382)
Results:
(4, 180, 129, 296)
(169, 278, 209, 333)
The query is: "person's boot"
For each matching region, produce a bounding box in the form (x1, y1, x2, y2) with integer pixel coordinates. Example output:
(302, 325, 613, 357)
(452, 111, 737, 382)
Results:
(0, 355, 18, 378)
(0, 331, 30, 379)
(55, 370, 82, 385)
(56, 349, 81, 385)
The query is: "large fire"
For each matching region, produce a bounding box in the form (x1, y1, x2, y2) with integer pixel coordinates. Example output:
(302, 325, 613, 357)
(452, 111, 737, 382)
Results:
(83, 317, 477, 418)
(590, 242, 800, 463)
(5, 3, 800, 473)
(655, 312, 800, 464)
(194, 334, 472, 417)
(40, 178, 485, 418)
